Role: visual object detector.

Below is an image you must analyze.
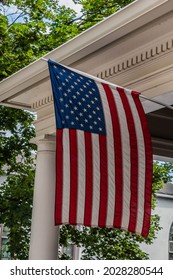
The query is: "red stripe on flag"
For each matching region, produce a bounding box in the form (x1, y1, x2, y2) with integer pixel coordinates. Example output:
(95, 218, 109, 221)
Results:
(98, 134, 108, 227)
(69, 129, 78, 224)
(55, 129, 63, 225)
(132, 92, 153, 237)
(84, 132, 93, 226)
(117, 87, 138, 234)
(102, 84, 123, 228)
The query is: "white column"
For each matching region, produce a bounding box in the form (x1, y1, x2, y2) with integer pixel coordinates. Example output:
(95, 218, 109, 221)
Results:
(29, 135, 59, 260)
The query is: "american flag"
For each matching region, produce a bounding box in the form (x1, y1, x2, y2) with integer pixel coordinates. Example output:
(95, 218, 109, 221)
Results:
(48, 59, 153, 237)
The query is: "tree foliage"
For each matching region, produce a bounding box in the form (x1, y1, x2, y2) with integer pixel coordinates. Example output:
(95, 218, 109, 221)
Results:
(0, 0, 134, 80)
(0, 107, 36, 259)
(0, 162, 35, 259)
(73, 0, 133, 30)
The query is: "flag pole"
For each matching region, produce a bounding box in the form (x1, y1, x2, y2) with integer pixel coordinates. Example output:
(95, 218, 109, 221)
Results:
(138, 95, 173, 111)
(42, 58, 173, 111)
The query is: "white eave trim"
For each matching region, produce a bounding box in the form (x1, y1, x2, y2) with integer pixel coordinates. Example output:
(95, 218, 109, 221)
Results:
(0, 0, 172, 104)
(156, 193, 173, 199)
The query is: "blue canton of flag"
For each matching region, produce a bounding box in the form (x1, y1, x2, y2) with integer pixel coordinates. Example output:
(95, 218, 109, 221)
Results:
(48, 60, 106, 135)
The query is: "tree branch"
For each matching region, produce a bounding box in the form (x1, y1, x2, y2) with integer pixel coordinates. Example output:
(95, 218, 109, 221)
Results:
(7, 11, 24, 29)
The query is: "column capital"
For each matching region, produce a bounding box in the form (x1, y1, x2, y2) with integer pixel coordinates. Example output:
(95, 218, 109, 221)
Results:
(31, 134, 56, 151)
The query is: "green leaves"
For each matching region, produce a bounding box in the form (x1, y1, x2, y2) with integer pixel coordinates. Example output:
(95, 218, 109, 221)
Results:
(0, 0, 136, 81)
(0, 162, 35, 259)
(72, 0, 133, 31)
(59, 226, 149, 260)
(0, 107, 36, 170)
(0, 106, 36, 259)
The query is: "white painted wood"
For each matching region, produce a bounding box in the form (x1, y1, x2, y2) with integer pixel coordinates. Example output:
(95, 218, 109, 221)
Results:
(29, 135, 59, 260)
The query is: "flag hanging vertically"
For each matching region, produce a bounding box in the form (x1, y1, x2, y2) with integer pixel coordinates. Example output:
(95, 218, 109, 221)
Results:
(48, 59, 153, 237)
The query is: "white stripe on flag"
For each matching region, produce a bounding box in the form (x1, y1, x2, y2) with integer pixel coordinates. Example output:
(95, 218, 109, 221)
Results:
(97, 82, 116, 226)
(91, 133, 101, 226)
(112, 88, 131, 230)
(62, 129, 70, 223)
(76, 130, 86, 224)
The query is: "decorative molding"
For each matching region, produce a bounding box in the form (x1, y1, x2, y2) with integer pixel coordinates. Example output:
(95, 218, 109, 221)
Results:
(31, 37, 173, 111)
(30, 134, 56, 145)
(33, 113, 56, 140)
(32, 94, 53, 110)
(96, 37, 173, 79)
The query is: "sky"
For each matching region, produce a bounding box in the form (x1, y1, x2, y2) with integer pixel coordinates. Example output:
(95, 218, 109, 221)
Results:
(59, 0, 82, 14)
(0, 0, 82, 22)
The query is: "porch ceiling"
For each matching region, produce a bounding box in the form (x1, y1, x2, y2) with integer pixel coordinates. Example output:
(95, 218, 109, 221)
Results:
(146, 106, 173, 159)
